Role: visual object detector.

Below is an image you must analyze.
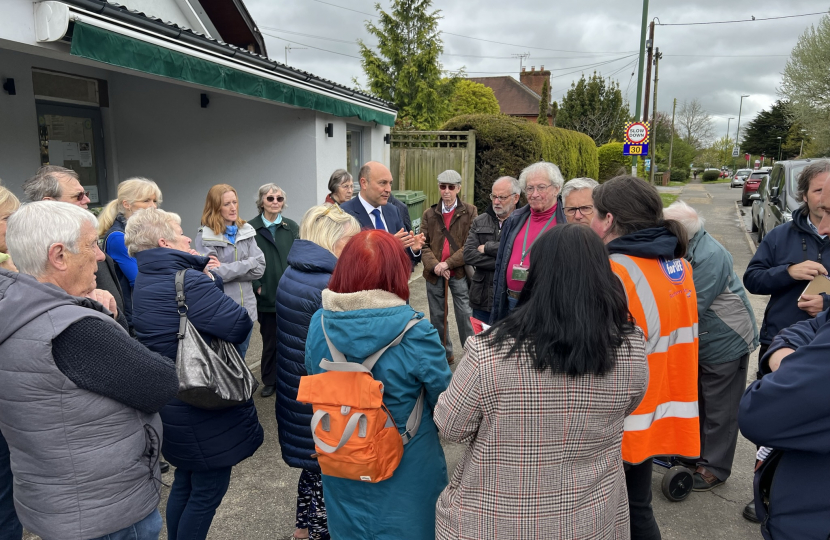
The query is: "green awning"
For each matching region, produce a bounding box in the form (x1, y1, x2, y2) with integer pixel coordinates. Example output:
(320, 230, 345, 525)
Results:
(69, 22, 396, 126)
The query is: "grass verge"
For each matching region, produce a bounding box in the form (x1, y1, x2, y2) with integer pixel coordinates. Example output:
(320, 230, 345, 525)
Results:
(660, 193, 679, 206)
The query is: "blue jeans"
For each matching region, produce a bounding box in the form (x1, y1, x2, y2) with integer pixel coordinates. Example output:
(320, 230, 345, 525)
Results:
(166, 467, 233, 540)
(472, 309, 491, 325)
(0, 432, 21, 540)
(89, 509, 162, 540)
(507, 295, 519, 312)
(235, 327, 253, 360)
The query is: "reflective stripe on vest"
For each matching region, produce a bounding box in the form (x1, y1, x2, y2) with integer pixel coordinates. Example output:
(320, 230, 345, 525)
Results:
(610, 253, 700, 464)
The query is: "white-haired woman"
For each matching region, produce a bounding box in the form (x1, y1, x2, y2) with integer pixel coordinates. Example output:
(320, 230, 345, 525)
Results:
(126, 208, 263, 540)
(248, 183, 299, 397)
(275, 204, 360, 540)
(98, 177, 162, 326)
(491, 162, 567, 322)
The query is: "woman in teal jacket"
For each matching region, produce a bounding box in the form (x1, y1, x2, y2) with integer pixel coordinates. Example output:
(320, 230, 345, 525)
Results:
(304, 229, 452, 540)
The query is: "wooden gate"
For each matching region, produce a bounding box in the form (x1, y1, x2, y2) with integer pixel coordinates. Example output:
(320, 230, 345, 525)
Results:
(390, 131, 476, 209)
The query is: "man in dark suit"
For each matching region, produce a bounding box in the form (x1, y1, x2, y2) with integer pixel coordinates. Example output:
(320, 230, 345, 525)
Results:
(340, 161, 424, 263)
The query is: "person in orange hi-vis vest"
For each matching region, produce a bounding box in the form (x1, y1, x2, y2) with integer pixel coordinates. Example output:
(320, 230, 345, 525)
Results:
(590, 176, 700, 540)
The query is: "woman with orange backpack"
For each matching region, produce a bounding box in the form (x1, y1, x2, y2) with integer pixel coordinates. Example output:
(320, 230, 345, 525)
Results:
(302, 229, 452, 540)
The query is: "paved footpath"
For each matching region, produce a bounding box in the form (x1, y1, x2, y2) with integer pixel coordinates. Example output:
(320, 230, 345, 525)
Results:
(21, 181, 765, 539)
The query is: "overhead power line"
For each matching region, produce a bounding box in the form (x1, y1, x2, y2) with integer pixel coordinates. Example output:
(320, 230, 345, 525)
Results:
(259, 31, 362, 59)
(657, 11, 827, 26)
(308, 0, 638, 55)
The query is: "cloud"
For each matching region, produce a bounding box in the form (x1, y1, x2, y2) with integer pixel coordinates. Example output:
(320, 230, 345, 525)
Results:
(244, 0, 825, 139)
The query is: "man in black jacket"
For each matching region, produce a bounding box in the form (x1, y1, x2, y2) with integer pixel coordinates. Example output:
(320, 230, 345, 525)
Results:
(463, 176, 520, 323)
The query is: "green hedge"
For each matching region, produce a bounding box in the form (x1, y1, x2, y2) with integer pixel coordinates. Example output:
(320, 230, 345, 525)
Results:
(598, 143, 629, 182)
(440, 114, 598, 211)
(702, 170, 720, 182)
(670, 168, 688, 182)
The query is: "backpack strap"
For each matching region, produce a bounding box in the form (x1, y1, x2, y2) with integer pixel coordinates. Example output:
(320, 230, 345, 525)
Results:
(310, 410, 368, 454)
(174, 269, 188, 339)
(318, 314, 426, 445)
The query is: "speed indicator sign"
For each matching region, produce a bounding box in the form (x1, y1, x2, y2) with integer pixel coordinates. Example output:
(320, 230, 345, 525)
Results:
(624, 122, 650, 145)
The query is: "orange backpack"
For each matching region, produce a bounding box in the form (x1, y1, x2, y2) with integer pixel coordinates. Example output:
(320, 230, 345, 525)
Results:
(296, 315, 424, 483)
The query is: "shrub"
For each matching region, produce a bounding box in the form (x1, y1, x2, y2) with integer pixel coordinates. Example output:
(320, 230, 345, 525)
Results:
(702, 170, 720, 182)
(670, 168, 688, 183)
(598, 143, 629, 182)
(440, 114, 599, 211)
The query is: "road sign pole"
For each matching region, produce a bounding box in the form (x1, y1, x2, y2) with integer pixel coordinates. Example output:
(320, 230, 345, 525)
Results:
(632, 0, 650, 176)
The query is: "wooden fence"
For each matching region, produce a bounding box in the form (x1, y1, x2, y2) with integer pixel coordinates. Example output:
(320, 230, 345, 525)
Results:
(390, 131, 476, 209)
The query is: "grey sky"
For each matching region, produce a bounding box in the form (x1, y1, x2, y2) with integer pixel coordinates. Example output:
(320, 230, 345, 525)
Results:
(245, 0, 826, 144)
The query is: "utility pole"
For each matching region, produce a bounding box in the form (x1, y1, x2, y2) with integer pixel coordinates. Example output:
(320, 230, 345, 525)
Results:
(668, 98, 677, 172)
(632, 0, 649, 176)
(649, 48, 661, 186)
(642, 21, 655, 123)
(512, 52, 530, 74)
(726, 117, 735, 170)
(284, 43, 307, 65)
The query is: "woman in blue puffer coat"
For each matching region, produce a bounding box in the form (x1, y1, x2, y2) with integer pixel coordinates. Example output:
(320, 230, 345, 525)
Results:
(126, 208, 264, 540)
(275, 204, 361, 540)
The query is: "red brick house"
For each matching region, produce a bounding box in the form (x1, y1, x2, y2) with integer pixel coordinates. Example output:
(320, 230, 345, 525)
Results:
(468, 66, 553, 124)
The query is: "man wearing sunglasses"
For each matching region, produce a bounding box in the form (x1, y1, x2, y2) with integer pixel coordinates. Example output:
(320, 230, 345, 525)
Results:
(561, 177, 599, 225)
(421, 170, 478, 364)
(22, 166, 127, 327)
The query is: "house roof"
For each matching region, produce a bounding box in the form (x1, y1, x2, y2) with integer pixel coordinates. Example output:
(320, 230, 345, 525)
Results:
(61, 0, 395, 115)
(468, 76, 545, 116)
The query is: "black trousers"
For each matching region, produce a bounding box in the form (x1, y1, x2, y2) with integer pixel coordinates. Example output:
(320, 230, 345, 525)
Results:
(697, 354, 749, 481)
(258, 311, 277, 387)
(626, 459, 661, 540)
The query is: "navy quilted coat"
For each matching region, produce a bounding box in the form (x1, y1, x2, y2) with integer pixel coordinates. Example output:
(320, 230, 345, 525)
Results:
(275, 239, 337, 471)
(132, 248, 263, 471)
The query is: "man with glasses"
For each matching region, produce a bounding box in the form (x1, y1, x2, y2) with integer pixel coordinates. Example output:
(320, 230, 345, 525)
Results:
(22, 166, 127, 326)
(491, 162, 566, 323)
(421, 170, 478, 364)
(463, 176, 520, 324)
(561, 177, 599, 225)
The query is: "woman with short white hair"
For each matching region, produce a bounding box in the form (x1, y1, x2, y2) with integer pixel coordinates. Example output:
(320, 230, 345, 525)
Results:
(126, 207, 263, 540)
(0, 184, 20, 271)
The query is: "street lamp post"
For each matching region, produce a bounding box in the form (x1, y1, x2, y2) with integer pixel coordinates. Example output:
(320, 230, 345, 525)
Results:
(726, 117, 735, 170)
(735, 95, 750, 153)
(777, 136, 782, 162)
(800, 129, 808, 157)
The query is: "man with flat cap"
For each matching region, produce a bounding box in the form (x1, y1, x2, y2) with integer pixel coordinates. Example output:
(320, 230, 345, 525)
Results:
(421, 170, 477, 364)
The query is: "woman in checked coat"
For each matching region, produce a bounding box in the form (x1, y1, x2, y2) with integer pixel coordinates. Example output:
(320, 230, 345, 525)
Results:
(434, 224, 649, 540)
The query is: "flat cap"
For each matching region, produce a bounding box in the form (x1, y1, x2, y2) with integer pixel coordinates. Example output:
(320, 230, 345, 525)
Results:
(437, 170, 462, 185)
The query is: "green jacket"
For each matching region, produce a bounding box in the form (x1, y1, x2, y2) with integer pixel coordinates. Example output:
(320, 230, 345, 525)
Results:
(686, 228, 759, 363)
(249, 214, 299, 313)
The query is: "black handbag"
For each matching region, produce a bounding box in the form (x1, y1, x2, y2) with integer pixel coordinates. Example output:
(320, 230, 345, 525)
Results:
(174, 269, 259, 409)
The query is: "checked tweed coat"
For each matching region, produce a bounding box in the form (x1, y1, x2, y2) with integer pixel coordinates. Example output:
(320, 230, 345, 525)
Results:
(434, 330, 648, 540)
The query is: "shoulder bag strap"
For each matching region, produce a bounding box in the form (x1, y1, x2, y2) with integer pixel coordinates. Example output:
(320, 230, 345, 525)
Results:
(175, 269, 188, 340)
(438, 214, 461, 253)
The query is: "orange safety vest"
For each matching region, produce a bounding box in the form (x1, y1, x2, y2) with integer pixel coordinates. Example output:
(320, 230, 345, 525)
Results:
(610, 253, 700, 465)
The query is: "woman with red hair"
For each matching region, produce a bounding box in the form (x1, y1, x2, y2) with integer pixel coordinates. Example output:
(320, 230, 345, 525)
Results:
(304, 229, 452, 540)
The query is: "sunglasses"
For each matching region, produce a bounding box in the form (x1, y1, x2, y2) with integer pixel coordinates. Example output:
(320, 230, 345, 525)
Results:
(438, 184, 457, 191)
(75, 191, 90, 201)
(266, 196, 285, 203)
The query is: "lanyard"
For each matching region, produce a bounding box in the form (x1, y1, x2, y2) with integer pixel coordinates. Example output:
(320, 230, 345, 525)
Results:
(520, 211, 556, 264)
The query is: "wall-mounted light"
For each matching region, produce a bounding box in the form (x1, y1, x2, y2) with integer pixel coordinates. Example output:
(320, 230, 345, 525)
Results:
(200, 93, 209, 108)
(2, 78, 15, 95)
(384, 133, 391, 145)
(324, 123, 334, 137)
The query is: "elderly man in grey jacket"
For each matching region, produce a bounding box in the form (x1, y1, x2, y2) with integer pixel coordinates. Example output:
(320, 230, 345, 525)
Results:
(664, 201, 759, 492)
(0, 202, 178, 540)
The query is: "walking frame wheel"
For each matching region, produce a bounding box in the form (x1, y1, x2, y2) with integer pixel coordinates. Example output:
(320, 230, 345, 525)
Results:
(661, 465, 694, 502)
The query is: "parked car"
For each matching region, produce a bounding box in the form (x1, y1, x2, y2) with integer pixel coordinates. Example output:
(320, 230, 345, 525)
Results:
(751, 159, 813, 241)
(750, 174, 769, 234)
(731, 168, 752, 188)
(742, 170, 770, 206)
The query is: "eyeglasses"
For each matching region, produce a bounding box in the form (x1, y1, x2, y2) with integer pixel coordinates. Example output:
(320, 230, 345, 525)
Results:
(439, 184, 457, 191)
(490, 193, 516, 202)
(266, 196, 285, 203)
(75, 191, 90, 201)
(525, 184, 553, 195)
(339, 182, 354, 190)
(564, 205, 595, 217)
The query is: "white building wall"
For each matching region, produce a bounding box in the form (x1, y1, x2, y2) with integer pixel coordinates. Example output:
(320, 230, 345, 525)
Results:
(107, 71, 320, 235)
